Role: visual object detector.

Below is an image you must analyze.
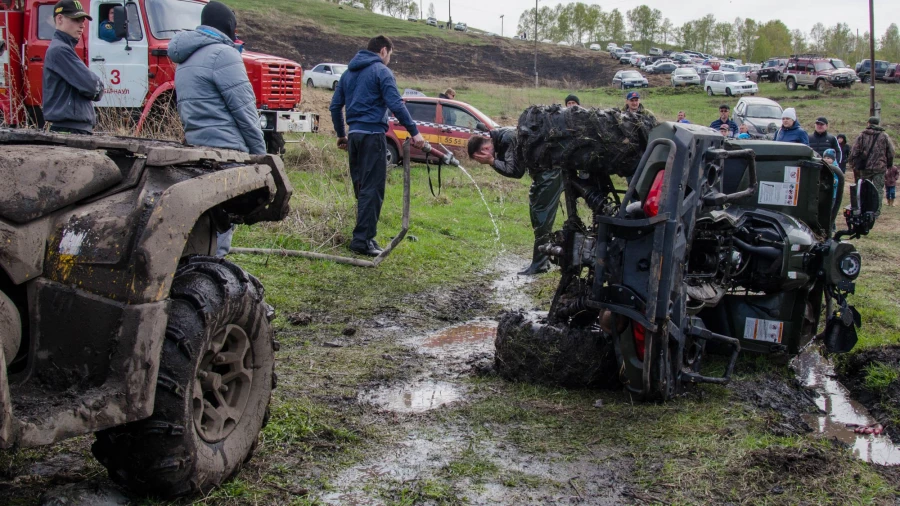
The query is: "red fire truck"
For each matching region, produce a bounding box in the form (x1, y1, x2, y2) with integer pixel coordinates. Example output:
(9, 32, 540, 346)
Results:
(0, 0, 317, 153)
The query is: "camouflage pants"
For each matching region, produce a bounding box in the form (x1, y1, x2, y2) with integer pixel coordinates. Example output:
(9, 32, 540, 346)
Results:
(871, 172, 885, 218)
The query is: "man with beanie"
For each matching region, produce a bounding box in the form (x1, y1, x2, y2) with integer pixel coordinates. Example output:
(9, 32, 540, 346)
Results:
(330, 35, 425, 256)
(849, 116, 895, 218)
(709, 104, 738, 138)
(565, 94, 580, 108)
(43, 0, 104, 135)
(169, 0, 266, 256)
(809, 117, 841, 162)
(774, 108, 809, 145)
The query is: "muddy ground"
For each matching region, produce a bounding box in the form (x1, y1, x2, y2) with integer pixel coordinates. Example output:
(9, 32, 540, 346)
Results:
(237, 13, 620, 88)
(2, 255, 899, 505)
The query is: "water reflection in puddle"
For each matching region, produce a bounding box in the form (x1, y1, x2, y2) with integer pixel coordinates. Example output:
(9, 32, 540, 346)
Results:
(360, 380, 463, 413)
(794, 350, 900, 466)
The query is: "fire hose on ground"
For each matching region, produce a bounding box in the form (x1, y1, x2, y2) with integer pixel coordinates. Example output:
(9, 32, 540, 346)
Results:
(231, 139, 461, 267)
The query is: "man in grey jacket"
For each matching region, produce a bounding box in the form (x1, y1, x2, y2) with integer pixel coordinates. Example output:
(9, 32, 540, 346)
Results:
(170, 1, 265, 255)
(43, 0, 104, 134)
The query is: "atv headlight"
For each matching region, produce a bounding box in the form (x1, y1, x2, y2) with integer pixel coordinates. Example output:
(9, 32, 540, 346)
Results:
(259, 114, 269, 130)
(839, 253, 862, 279)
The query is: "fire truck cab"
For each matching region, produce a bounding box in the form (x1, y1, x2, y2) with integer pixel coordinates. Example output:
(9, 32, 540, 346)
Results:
(0, 0, 317, 152)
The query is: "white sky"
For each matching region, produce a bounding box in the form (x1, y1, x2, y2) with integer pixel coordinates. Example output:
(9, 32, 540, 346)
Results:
(415, 0, 899, 40)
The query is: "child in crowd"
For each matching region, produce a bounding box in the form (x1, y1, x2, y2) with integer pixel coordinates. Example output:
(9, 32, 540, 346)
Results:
(886, 163, 899, 207)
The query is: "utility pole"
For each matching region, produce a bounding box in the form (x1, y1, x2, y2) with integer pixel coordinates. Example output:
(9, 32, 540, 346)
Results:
(534, 0, 538, 87)
(500, 14, 504, 38)
(868, 0, 876, 117)
(448, 0, 451, 29)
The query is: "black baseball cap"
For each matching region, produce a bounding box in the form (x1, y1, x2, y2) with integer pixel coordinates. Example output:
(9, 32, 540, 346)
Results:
(719, 104, 730, 110)
(54, 0, 92, 20)
(815, 116, 828, 125)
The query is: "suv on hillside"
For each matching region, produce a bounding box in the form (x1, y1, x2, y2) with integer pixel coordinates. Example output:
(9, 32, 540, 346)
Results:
(855, 59, 890, 83)
(454, 22, 468, 32)
(784, 54, 856, 91)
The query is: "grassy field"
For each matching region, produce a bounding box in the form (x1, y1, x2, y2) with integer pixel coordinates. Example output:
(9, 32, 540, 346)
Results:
(2, 66, 900, 506)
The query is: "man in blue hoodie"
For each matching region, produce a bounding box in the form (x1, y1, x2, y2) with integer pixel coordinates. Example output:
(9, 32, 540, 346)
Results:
(330, 35, 425, 257)
(169, 1, 265, 257)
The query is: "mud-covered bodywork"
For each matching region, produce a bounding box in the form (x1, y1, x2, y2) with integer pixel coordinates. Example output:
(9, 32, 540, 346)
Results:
(0, 129, 291, 448)
(521, 119, 876, 400)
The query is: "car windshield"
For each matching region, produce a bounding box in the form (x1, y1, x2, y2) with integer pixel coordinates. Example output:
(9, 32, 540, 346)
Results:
(332, 65, 348, 74)
(465, 104, 499, 128)
(736, 66, 750, 73)
(622, 71, 641, 78)
(674, 68, 697, 75)
(815, 61, 836, 71)
(832, 59, 848, 69)
(146, 0, 205, 39)
(724, 74, 742, 82)
(746, 105, 783, 118)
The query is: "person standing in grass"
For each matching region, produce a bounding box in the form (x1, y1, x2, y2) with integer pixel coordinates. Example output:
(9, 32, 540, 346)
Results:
(849, 116, 895, 218)
(885, 163, 898, 208)
(709, 104, 738, 138)
(330, 35, 425, 257)
(836, 134, 851, 174)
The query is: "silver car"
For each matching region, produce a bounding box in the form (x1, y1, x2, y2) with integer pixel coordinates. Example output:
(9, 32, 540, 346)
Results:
(734, 97, 783, 138)
(671, 67, 701, 86)
(612, 70, 649, 89)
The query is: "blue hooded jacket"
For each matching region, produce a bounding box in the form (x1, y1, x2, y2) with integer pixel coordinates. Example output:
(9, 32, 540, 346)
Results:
(329, 50, 419, 138)
(774, 123, 810, 145)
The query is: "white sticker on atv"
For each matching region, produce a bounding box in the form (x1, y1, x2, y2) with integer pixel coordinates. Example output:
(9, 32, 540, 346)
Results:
(743, 317, 784, 343)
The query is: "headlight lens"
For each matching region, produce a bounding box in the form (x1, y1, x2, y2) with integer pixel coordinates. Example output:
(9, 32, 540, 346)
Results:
(839, 253, 862, 279)
(259, 114, 269, 129)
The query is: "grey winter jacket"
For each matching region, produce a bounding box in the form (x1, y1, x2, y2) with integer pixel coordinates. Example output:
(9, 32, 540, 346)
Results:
(42, 30, 104, 132)
(169, 27, 265, 154)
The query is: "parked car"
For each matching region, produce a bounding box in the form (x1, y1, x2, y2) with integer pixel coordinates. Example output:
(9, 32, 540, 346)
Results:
(619, 52, 637, 64)
(558, 41, 570, 46)
(705, 71, 759, 96)
(590, 43, 602, 51)
(784, 55, 856, 91)
(606, 43, 617, 51)
(611, 70, 649, 89)
(426, 17, 437, 26)
(386, 97, 498, 165)
(454, 22, 467, 32)
(623, 43, 632, 51)
(734, 96, 783, 138)
(646, 62, 677, 74)
(885, 63, 900, 84)
(649, 47, 662, 56)
(305, 63, 347, 90)
(351, 1, 364, 8)
(855, 59, 890, 83)
(753, 57, 788, 83)
(671, 67, 701, 86)
(611, 47, 626, 59)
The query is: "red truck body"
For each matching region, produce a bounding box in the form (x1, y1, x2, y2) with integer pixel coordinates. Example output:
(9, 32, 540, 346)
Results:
(0, 0, 315, 142)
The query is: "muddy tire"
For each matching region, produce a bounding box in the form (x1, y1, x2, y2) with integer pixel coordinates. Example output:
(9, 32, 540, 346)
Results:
(494, 312, 619, 389)
(816, 79, 827, 93)
(92, 257, 276, 498)
(306, 78, 313, 88)
(386, 142, 399, 166)
(786, 77, 797, 91)
(265, 131, 286, 155)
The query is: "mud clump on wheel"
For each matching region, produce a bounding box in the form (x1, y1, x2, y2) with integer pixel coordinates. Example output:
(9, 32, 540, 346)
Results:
(494, 311, 619, 389)
(515, 104, 658, 178)
(91, 256, 276, 498)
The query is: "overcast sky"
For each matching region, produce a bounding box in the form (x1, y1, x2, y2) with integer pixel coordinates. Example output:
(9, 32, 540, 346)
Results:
(417, 0, 899, 40)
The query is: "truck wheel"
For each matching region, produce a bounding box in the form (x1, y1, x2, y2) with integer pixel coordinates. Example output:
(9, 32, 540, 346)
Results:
(306, 78, 314, 88)
(786, 78, 797, 91)
(386, 142, 399, 166)
(92, 257, 276, 498)
(725, 87, 733, 97)
(264, 132, 286, 155)
(861, 75, 869, 83)
(816, 80, 827, 92)
(707, 87, 714, 96)
(331, 81, 338, 91)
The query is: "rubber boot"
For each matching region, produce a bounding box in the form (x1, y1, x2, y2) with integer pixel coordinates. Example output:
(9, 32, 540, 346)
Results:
(518, 244, 551, 275)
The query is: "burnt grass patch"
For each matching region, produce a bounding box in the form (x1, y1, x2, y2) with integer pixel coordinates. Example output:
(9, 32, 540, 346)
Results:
(836, 345, 900, 444)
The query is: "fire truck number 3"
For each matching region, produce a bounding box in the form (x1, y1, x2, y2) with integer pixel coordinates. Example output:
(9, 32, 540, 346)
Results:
(110, 70, 121, 85)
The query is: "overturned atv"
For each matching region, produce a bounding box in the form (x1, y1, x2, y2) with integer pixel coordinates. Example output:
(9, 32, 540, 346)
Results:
(497, 107, 877, 400)
(0, 130, 291, 496)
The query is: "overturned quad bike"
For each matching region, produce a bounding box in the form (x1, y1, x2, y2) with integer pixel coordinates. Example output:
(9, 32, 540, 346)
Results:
(497, 106, 878, 401)
(0, 130, 291, 496)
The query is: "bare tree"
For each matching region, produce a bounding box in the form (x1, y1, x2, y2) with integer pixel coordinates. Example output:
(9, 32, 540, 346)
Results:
(427, 2, 434, 18)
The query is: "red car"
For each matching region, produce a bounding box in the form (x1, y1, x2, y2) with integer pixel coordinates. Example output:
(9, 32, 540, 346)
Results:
(386, 97, 499, 164)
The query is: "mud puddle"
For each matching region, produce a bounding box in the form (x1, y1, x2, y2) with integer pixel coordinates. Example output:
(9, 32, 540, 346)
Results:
(794, 350, 900, 466)
(359, 380, 463, 413)
(488, 255, 541, 311)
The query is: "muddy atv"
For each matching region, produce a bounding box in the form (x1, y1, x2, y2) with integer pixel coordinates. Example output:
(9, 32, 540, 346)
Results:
(0, 129, 292, 497)
(497, 107, 878, 401)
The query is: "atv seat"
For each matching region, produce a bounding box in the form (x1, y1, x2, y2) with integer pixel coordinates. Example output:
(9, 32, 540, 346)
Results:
(0, 145, 121, 224)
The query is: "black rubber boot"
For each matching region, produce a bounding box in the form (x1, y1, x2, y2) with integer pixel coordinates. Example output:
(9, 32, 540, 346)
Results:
(518, 244, 551, 275)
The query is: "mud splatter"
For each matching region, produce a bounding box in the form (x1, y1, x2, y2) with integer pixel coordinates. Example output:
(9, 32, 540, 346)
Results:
(359, 380, 463, 413)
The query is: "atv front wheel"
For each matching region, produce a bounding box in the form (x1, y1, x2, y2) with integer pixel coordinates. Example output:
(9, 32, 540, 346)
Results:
(92, 257, 276, 498)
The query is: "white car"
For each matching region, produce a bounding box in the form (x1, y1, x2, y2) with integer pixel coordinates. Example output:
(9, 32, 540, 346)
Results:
(306, 63, 347, 90)
(606, 43, 617, 51)
(589, 43, 601, 51)
(671, 67, 701, 86)
(351, 1, 364, 8)
(453, 22, 467, 32)
(407, 15, 417, 22)
(705, 71, 759, 97)
(558, 41, 570, 46)
(426, 17, 437, 26)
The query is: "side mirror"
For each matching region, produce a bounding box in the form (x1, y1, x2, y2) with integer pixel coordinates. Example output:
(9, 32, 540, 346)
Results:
(325, 70, 332, 74)
(112, 5, 127, 39)
(475, 122, 487, 132)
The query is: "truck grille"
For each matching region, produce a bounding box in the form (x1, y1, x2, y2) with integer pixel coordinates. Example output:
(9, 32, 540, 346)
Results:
(261, 63, 302, 110)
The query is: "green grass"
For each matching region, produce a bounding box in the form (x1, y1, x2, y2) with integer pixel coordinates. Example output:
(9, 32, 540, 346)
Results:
(864, 362, 900, 392)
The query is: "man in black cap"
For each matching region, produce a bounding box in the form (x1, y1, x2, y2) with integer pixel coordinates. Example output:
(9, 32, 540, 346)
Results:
(42, 0, 104, 134)
(849, 116, 895, 218)
(809, 116, 841, 163)
(169, 0, 266, 256)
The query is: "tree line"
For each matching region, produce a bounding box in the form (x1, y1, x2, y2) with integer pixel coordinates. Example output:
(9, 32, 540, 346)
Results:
(509, 3, 900, 64)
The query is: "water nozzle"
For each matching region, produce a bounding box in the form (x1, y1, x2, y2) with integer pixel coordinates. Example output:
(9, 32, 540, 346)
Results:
(421, 141, 460, 167)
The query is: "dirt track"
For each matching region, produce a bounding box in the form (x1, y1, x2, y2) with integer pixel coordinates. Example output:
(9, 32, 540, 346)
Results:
(237, 14, 620, 87)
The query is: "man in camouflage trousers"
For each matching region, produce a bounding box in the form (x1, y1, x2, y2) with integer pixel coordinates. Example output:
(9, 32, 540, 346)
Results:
(849, 116, 895, 218)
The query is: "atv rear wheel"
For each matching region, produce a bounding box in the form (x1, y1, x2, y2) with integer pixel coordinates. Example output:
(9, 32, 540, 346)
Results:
(92, 257, 276, 498)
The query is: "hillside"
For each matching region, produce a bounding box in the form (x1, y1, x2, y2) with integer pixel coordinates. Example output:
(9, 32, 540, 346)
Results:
(225, 0, 620, 87)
